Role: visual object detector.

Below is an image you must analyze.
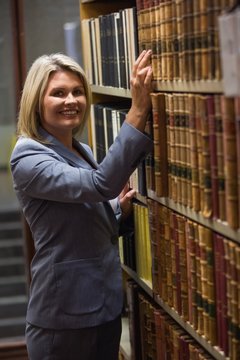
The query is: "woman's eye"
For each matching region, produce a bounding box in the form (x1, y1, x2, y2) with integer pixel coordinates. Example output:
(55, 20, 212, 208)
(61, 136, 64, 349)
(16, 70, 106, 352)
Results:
(53, 90, 64, 97)
(74, 89, 83, 96)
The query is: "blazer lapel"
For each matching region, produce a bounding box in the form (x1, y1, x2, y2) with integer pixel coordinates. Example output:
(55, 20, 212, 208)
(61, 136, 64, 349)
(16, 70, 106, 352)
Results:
(38, 127, 98, 169)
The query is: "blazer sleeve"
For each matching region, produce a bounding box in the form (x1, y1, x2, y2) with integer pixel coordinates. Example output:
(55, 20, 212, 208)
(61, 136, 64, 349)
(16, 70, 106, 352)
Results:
(10, 122, 152, 203)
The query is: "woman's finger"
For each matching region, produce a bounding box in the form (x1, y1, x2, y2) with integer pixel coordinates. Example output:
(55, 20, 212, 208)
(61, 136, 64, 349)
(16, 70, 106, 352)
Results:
(132, 50, 151, 77)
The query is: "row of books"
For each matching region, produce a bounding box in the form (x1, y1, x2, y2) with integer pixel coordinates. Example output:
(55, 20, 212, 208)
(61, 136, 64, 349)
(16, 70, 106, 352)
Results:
(126, 279, 216, 360)
(81, 7, 138, 89)
(90, 101, 151, 196)
(119, 202, 152, 286)
(91, 93, 240, 230)
(136, 0, 235, 81)
(90, 101, 130, 163)
(148, 92, 240, 230)
(147, 199, 240, 359)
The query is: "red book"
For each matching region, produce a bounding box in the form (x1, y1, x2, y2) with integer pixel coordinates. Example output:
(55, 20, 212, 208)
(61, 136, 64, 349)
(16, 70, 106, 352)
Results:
(154, 309, 166, 360)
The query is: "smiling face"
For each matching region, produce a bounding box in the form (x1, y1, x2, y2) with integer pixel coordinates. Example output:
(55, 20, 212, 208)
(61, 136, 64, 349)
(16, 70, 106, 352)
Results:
(41, 70, 87, 141)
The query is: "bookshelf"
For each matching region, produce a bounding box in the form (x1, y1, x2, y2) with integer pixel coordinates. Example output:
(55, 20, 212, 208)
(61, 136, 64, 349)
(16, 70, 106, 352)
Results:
(79, 0, 240, 359)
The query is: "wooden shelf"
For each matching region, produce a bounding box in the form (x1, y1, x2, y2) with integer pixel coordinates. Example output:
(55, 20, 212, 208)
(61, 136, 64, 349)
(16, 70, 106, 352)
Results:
(90, 85, 131, 98)
(153, 80, 223, 93)
(90, 80, 223, 97)
(121, 264, 153, 298)
(148, 190, 240, 245)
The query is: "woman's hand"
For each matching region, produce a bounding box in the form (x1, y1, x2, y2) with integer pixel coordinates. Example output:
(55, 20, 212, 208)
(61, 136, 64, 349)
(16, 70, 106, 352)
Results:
(119, 183, 136, 219)
(126, 50, 153, 132)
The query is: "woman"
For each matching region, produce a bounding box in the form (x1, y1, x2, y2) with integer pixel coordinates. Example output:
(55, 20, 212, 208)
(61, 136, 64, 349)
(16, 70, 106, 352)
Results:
(10, 50, 153, 360)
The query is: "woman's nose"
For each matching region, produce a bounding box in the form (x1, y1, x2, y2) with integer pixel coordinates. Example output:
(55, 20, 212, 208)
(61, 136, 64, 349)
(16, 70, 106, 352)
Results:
(65, 93, 76, 103)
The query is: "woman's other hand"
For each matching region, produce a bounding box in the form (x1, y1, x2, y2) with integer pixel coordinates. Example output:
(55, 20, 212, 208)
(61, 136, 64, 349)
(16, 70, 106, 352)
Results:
(119, 183, 136, 219)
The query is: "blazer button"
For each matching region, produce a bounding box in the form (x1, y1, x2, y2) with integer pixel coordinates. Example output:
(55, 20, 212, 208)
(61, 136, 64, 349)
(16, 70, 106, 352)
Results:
(111, 234, 119, 244)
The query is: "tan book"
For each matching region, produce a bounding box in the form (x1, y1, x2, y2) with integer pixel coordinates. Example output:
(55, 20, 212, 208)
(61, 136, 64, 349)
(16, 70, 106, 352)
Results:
(177, 214, 188, 321)
(184, 94, 192, 208)
(154, 0, 162, 81)
(186, 0, 195, 81)
(199, 95, 212, 218)
(169, 94, 177, 202)
(189, 94, 200, 212)
(171, 0, 180, 81)
(175, 0, 183, 79)
(165, 0, 174, 80)
(151, 92, 168, 198)
(195, 95, 204, 213)
(173, 94, 180, 203)
(178, 93, 188, 206)
(186, 220, 197, 328)
(160, 1, 168, 81)
(221, 96, 239, 229)
(193, 0, 201, 80)
(195, 224, 204, 335)
(199, 0, 208, 80)
(149, 1, 158, 80)
(228, 241, 240, 360)
(200, 225, 217, 344)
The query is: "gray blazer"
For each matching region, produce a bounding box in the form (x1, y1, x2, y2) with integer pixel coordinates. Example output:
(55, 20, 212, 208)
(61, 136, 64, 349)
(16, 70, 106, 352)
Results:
(10, 122, 152, 329)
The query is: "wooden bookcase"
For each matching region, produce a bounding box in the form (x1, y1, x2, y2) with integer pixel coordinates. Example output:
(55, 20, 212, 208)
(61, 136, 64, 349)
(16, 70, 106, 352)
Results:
(79, 1, 240, 359)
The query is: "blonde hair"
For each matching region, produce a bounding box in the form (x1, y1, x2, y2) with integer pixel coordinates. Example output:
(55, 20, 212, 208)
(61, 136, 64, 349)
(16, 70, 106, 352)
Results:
(17, 53, 92, 141)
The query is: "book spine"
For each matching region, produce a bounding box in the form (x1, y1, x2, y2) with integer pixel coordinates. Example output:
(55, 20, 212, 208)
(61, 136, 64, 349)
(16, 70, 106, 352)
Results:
(214, 95, 226, 222)
(177, 214, 188, 321)
(176, 0, 183, 80)
(147, 199, 160, 296)
(171, 0, 180, 81)
(185, 220, 197, 328)
(193, 0, 201, 80)
(199, 0, 208, 80)
(189, 94, 200, 212)
(172, 95, 179, 203)
(221, 96, 239, 229)
(234, 96, 240, 229)
(207, 95, 219, 219)
(151, 93, 168, 198)
(165, 0, 173, 80)
(199, 95, 212, 218)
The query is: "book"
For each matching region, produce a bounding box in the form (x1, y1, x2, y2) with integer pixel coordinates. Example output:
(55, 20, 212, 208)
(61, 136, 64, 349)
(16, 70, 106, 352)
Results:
(234, 96, 240, 228)
(207, 95, 219, 219)
(150, 92, 168, 198)
(189, 94, 200, 212)
(221, 96, 239, 229)
(126, 280, 142, 360)
(199, 95, 212, 218)
(214, 94, 226, 222)
(185, 220, 198, 328)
